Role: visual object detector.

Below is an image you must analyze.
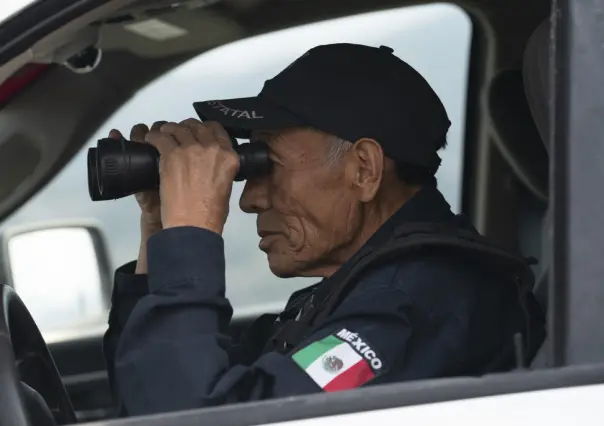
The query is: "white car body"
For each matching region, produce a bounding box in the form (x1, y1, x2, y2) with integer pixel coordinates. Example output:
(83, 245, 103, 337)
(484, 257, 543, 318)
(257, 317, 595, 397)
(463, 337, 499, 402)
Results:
(268, 384, 603, 426)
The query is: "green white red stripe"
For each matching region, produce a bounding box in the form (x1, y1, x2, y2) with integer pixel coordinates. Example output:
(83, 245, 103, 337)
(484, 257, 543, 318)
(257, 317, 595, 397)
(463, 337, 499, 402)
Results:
(292, 333, 376, 392)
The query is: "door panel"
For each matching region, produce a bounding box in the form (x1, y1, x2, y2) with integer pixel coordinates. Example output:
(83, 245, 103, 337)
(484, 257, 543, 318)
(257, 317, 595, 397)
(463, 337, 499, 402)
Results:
(49, 335, 112, 422)
(48, 314, 261, 422)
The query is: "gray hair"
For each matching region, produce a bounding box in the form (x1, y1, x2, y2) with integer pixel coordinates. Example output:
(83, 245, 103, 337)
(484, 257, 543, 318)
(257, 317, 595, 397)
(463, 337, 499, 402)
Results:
(323, 135, 353, 167)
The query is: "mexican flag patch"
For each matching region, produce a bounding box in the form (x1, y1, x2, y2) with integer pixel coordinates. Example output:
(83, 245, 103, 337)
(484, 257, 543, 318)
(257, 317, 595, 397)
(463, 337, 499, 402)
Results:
(291, 328, 382, 392)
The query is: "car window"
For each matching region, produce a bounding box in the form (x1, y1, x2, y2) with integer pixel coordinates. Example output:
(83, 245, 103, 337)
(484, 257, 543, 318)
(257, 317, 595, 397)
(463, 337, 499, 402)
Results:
(2, 3, 471, 335)
(0, 0, 32, 24)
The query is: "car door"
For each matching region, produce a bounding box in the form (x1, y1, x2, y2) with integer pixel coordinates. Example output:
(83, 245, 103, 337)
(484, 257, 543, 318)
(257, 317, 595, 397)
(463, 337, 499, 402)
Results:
(44, 304, 269, 421)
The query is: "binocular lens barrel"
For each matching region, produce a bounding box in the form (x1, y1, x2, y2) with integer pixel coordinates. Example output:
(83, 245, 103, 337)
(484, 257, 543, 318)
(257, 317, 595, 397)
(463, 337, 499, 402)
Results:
(87, 138, 271, 201)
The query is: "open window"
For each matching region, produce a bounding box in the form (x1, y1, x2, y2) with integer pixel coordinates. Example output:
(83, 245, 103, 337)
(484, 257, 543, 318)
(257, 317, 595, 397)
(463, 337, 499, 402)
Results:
(3, 2, 472, 337)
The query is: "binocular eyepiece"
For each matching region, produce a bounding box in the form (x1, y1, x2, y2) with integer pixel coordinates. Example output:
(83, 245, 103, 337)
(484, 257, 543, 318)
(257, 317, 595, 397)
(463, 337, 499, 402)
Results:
(87, 137, 271, 201)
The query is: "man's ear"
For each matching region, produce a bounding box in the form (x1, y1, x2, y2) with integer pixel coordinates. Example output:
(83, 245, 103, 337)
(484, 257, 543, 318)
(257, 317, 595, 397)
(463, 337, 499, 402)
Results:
(347, 138, 384, 202)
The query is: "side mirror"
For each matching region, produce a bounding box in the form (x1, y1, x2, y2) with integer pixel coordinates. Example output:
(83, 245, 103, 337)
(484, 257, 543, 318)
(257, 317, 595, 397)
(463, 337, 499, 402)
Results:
(0, 221, 112, 337)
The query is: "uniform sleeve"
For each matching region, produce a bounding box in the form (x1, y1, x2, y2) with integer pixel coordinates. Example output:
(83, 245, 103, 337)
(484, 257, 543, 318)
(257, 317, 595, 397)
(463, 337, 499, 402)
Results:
(102, 261, 148, 417)
(113, 226, 415, 416)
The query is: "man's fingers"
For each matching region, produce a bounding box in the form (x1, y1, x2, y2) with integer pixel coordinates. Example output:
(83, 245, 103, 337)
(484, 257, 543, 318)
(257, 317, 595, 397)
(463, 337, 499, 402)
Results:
(180, 119, 233, 149)
(179, 118, 203, 128)
(130, 124, 150, 143)
(120, 119, 231, 152)
(145, 129, 178, 155)
(160, 122, 197, 146)
(151, 120, 168, 132)
(209, 121, 233, 149)
(108, 129, 123, 140)
(179, 118, 212, 146)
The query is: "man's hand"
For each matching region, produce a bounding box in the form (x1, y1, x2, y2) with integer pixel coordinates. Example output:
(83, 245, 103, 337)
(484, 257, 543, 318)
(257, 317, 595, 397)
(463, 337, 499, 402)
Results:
(145, 119, 239, 235)
(109, 121, 166, 274)
(109, 122, 165, 230)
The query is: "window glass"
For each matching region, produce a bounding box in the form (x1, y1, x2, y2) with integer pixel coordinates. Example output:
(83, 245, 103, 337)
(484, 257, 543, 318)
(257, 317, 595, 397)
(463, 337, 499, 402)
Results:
(2, 3, 471, 333)
(0, 0, 33, 24)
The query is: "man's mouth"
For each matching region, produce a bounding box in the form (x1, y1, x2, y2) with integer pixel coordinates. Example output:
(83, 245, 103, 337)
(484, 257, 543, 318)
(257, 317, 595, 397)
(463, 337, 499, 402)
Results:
(258, 232, 279, 251)
(257, 230, 278, 238)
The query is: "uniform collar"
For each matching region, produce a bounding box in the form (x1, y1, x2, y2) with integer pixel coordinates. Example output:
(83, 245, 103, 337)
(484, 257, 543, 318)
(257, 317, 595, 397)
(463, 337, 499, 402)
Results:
(320, 185, 455, 287)
(286, 186, 455, 318)
(361, 184, 454, 250)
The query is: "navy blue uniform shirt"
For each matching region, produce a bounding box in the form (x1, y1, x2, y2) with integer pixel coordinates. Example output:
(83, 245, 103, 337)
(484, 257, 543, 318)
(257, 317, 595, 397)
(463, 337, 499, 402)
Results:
(103, 186, 546, 417)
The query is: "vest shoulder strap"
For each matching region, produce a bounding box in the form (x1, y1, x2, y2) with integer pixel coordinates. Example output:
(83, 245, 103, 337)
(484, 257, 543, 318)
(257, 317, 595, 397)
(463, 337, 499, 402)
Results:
(313, 222, 534, 322)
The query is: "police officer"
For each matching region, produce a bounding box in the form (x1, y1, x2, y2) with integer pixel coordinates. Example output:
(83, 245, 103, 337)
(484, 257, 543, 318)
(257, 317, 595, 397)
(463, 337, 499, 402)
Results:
(103, 43, 546, 417)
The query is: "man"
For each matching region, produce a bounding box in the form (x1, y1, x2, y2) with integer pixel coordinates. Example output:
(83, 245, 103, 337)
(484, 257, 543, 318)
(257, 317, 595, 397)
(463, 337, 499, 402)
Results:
(103, 43, 545, 417)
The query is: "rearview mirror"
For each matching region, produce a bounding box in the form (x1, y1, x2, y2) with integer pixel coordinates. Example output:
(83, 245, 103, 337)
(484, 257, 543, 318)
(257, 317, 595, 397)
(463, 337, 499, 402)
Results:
(1, 221, 112, 337)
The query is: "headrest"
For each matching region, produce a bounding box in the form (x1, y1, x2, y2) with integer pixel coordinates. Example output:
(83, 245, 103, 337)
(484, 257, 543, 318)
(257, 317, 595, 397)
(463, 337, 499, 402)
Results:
(487, 18, 551, 201)
(523, 19, 551, 152)
(488, 69, 549, 201)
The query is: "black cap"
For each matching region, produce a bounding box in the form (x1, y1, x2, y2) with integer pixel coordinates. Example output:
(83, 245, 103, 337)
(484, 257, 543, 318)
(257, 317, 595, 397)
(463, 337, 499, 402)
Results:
(193, 43, 450, 170)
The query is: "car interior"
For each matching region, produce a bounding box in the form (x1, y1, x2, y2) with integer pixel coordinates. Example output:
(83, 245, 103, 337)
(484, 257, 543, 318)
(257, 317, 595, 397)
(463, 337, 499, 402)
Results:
(0, 0, 576, 424)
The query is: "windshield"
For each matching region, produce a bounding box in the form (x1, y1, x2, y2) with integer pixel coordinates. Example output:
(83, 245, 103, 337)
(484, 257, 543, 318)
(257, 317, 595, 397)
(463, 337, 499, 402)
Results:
(1, 2, 472, 337)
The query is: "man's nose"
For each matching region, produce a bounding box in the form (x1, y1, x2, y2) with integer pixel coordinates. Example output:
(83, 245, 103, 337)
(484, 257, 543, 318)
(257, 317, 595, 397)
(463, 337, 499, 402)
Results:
(240, 178, 270, 213)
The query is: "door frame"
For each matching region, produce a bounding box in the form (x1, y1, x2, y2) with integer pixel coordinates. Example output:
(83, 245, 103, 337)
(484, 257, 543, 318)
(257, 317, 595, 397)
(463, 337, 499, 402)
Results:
(548, 0, 604, 366)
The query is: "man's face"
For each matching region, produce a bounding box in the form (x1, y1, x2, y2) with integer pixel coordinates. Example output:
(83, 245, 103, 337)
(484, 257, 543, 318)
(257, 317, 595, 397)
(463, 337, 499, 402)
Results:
(239, 127, 362, 278)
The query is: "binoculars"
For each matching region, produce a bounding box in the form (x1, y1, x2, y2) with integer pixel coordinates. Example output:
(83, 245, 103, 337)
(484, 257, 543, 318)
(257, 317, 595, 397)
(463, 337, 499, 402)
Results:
(87, 137, 271, 201)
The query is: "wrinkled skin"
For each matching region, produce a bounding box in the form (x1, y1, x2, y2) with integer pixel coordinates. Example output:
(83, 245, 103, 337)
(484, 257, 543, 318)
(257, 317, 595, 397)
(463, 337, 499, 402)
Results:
(240, 127, 417, 278)
(114, 121, 418, 279)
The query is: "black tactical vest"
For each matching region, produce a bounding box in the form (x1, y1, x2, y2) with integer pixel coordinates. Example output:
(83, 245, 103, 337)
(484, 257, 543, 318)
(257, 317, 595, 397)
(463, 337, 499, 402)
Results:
(234, 222, 541, 371)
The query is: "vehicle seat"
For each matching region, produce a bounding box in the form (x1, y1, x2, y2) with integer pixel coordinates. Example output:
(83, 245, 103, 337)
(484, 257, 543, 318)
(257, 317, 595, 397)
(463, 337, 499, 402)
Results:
(488, 60, 549, 202)
(488, 18, 552, 367)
